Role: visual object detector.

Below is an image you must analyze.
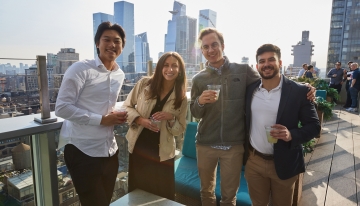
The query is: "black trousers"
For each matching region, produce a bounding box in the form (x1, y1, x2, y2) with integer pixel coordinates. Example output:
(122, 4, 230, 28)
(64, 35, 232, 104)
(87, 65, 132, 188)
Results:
(64, 144, 119, 206)
(329, 83, 342, 94)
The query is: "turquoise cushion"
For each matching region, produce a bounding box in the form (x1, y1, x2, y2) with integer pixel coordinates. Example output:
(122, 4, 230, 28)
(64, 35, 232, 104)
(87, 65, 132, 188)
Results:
(315, 90, 327, 101)
(175, 157, 251, 206)
(175, 122, 251, 205)
(182, 122, 198, 159)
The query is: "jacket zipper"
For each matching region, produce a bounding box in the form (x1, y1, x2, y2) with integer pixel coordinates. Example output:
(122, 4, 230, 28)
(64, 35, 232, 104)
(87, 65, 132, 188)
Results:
(220, 74, 224, 145)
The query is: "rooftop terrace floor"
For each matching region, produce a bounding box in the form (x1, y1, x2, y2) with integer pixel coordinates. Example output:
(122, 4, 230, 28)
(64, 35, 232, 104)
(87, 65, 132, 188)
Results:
(300, 105, 360, 206)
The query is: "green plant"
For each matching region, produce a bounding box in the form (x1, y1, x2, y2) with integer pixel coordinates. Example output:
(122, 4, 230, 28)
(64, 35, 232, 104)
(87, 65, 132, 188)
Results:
(298, 122, 316, 155)
(302, 138, 316, 154)
(293, 77, 316, 86)
(315, 97, 334, 121)
(313, 79, 329, 90)
(326, 87, 340, 102)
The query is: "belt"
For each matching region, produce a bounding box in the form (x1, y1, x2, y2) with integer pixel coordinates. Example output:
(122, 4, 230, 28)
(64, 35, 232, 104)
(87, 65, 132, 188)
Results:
(249, 145, 274, 160)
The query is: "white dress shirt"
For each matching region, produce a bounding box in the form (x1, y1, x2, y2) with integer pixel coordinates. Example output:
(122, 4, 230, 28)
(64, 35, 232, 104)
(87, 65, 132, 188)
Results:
(250, 75, 283, 154)
(55, 56, 125, 157)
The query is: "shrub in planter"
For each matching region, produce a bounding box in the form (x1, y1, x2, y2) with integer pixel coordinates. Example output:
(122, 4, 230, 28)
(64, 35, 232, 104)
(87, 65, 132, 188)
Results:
(315, 97, 334, 121)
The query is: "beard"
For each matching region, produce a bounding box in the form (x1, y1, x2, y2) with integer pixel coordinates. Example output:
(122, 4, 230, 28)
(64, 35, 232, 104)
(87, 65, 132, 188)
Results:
(259, 65, 280, 79)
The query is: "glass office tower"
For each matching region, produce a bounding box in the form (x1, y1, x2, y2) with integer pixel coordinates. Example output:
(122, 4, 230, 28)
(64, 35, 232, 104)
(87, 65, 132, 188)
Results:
(198, 9, 217, 63)
(93, 13, 114, 59)
(326, 0, 360, 72)
(164, 1, 186, 52)
(114, 1, 135, 74)
(135, 32, 150, 73)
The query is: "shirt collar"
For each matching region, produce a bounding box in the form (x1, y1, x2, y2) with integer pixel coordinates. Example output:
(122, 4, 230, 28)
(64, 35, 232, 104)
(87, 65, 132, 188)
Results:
(258, 75, 283, 91)
(95, 55, 120, 72)
(206, 57, 227, 75)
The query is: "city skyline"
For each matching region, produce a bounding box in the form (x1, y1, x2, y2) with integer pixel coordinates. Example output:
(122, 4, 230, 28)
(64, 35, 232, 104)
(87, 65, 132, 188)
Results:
(1, 0, 332, 68)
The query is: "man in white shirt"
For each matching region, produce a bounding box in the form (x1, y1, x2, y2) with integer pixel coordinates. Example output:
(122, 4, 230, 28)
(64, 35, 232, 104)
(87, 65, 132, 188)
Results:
(55, 21, 127, 206)
(244, 44, 320, 206)
(297, 63, 307, 78)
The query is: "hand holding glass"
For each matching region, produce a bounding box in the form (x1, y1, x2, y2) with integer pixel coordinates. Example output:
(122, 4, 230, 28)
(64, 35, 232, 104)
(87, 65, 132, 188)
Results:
(207, 85, 221, 101)
(150, 117, 161, 131)
(265, 126, 278, 143)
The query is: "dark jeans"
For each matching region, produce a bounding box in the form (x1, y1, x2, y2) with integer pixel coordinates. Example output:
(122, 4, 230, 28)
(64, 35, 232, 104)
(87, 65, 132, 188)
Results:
(329, 83, 342, 94)
(349, 87, 359, 108)
(64, 144, 119, 206)
(344, 90, 352, 107)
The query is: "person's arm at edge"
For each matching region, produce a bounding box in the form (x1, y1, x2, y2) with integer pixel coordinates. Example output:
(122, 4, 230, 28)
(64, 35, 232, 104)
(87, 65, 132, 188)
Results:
(327, 69, 333, 78)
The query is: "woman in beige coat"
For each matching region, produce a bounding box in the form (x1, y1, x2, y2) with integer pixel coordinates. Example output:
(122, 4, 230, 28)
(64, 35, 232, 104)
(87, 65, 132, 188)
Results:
(123, 51, 188, 200)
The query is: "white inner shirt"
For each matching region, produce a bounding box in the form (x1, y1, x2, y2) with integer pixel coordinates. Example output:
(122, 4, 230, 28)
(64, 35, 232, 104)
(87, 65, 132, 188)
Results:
(250, 75, 283, 154)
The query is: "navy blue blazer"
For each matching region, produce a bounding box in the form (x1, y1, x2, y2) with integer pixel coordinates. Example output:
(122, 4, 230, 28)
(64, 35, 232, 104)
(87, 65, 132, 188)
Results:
(244, 76, 321, 180)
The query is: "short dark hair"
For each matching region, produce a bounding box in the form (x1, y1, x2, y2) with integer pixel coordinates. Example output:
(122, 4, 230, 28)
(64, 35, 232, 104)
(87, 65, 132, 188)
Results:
(198, 27, 224, 45)
(94, 21, 126, 54)
(307, 65, 313, 70)
(348, 61, 353, 65)
(256, 44, 281, 62)
(335, 61, 341, 65)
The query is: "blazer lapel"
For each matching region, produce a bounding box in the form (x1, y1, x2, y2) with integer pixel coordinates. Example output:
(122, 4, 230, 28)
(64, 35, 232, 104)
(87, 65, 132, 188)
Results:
(276, 76, 292, 123)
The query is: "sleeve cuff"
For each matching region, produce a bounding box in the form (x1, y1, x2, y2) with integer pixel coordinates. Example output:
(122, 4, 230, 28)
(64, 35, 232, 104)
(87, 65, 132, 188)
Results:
(196, 96, 204, 107)
(88, 113, 103, 126)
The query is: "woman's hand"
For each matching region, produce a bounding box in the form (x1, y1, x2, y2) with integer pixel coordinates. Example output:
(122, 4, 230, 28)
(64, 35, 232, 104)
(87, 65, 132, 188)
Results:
(151, 111, 174, 121)
(136, 117, 159, 132)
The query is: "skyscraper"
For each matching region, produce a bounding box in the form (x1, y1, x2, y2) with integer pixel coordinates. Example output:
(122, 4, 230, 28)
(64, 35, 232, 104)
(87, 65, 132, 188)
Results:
(199, 9, 217, 31)
(93, 13, 114, 59)
(164, 1, 186, 52)
(291, 31, 314, 67)
(198, 9, 217, 63)
(326, 0, 360, 72)
(164, 1, 197, 66)
(176, 16, 197, 66)
(114, 1, 135, 74)
(135, 32, 150, 73)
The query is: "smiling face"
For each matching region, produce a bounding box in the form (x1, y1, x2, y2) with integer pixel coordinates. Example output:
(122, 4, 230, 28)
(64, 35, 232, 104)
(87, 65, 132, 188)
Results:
(162, 56, 179, 83)
(200, 32, 224, 68)
(256, 51, 282, 80)
(96, 29, 123, 64)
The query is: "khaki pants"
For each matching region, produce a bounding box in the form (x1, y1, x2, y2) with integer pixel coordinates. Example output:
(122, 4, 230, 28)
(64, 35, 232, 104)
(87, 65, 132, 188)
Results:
(245, 151, 298, 206)
(196, 144, 244, 206)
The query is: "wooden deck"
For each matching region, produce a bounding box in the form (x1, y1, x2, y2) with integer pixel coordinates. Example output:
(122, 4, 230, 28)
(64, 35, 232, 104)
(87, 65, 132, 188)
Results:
(300, 105, 360, 206)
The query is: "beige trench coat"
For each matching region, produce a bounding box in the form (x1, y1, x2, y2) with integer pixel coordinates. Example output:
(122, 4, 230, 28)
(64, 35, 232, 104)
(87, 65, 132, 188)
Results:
(123, 77, 188, 161)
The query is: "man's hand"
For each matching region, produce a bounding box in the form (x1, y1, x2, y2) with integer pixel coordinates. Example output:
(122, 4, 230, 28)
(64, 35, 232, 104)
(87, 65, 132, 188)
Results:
(304, 83, 316, 102)
(270, 124, 292, 142)
(198, 90, 218, 105)
(100, 111, 127, 126)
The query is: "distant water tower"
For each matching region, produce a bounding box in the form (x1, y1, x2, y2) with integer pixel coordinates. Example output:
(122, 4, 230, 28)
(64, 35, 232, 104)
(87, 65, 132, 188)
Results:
(11, 143, 31, 170)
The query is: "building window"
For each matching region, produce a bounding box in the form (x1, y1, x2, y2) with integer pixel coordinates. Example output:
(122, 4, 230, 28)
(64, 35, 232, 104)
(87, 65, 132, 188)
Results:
(347, 1, 352, 7)
(331, 21, 343, 28)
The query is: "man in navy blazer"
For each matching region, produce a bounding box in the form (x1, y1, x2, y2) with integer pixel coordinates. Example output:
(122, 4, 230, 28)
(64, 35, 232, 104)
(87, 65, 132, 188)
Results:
(244, 44, 320, 206)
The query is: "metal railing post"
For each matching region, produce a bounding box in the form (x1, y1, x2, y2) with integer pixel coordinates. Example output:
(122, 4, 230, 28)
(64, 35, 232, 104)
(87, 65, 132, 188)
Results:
(200, 62, 204, 71)
(31, 131, 59, 206)
(34, 55, 57, 124)
(147, 60, 153, 76)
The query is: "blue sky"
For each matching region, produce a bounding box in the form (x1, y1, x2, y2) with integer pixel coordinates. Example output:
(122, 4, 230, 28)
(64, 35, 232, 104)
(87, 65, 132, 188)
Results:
(0, 0, 332, 68)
